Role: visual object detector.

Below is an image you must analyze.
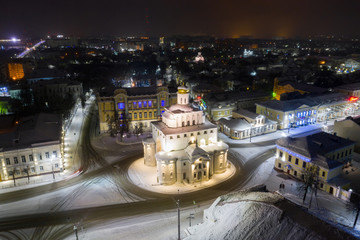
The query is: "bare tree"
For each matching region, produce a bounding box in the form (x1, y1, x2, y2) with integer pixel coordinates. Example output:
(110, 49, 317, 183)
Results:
(346, 189, 360, 228)
(297, 165, 319, 203)
(23, 166, 30, 183)
(9, 168, 17, 186)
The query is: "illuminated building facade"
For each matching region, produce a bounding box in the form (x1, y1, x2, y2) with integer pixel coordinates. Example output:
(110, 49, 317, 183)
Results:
(143, 86, 228, 185)
(8, 63, 25, 80)
(0, 113, 63, 182)
(97, 86, 177, 133)
(274, 132, 354, 196)
(218, 110, 277, 139)
(256, 93, 359, 129)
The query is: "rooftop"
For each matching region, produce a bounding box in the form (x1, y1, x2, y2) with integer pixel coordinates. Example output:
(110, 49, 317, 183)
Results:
(276, 132, 354, 161)
(0, 113, 62, 151)
(152, 120, 217, 135)
(335, 82, 360, 91)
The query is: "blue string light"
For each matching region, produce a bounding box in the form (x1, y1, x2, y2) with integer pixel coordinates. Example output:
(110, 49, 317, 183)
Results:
(276, 145, 311, 162)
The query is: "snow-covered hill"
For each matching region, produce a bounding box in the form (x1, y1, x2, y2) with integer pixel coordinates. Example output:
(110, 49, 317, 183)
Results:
(185, 185, 356, 240)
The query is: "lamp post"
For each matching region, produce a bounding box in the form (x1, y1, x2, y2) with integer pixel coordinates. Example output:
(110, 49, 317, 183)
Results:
(73, 225, 78, 240)
(177, 189, 180, 240)
(249, 123, 254, 142)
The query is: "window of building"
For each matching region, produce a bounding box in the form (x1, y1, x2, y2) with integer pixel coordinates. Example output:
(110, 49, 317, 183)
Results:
(197, 132, 200, 135)
(55, 163, 59, 168)
(341, 152, 344, 158)
(322, 171, 325, 177)
(294, 171, 297, 176)
(118, 102, 125, 110)
(53, 151, 57, 158)
(29, 154, 33, 161)
(149, 112, 152, 118)
(14, 157, 18, 164)
(138, 101, 142, 108)
(191, 133, 194, 136)
(139, 113, 142, 118)
(134, 113, 137, 119)
(149, 100, 152, 107)
(40, 166, 44, 171)
(39, 154, 42, 160)
(288, 155, 292, 162)
(128, 103, 132, 109)
(133, 102, 137, 108)
(320, 183, 324, 188)
(15, 170, 20, 175)
(278, 163, 282, 168)
(302, 162, 306, 168)
(295, 158, 299, 165)
(45, 152, 50, 158)
(162, 173, 165, 178)
(277, 114, 279, 120)
(161, 100, 165, 107)
(183, 163, 186, 166)
(210, 130, 213, 133)
(31, 167, 35, 173)
(345, 150, 348, 157)
(5, 158, 10, 165)
(21, 156, 26, 163)
(144, 112, 147, 118)
(337, 153, 339, 160)
(279, 151, 283, 158)
(143, 101, 147, 107)
(177, 135, 180, 138)
(204, 131, 207, 134)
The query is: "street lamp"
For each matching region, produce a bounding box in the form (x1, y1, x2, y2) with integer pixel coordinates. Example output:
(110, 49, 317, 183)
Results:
(74, 225, 78, 240)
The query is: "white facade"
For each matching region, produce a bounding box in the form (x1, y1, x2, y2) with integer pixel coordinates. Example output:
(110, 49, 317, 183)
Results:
(144, 86, 229, 185)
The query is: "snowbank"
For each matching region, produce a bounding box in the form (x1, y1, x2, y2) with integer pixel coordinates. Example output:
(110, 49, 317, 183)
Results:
(185, 185, 356, 240)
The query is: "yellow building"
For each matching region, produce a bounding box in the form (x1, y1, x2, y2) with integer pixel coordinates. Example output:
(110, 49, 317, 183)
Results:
(8, 63, 24, 80)
(256, 92, 358, 129)
(97, 86, 177, 133)
(273, 77, 327, 100)
(275, 132, 355, 196)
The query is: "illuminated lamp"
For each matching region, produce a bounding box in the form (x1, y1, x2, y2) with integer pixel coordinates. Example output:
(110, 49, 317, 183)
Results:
(197, 96, 201, 100)
(349, 96, 359, 102)
(272, 92, 277, 98)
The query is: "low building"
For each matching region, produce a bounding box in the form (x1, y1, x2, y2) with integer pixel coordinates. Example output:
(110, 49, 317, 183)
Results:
(143, 86, 228, 185)
(334, 116, 360, 153)
(274, 132, 355, 196)
(273, 77, 328, 100)
(32, 79, 83, 102)
(335, 82, 360, 98)
(218, 109, 277, 139)
(97, 86, 177, 133)
(0, 113, 63, 182)
(256, 92, 358, 129)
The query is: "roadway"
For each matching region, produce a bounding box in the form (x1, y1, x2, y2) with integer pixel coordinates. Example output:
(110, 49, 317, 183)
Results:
(0, 103, 283, 239)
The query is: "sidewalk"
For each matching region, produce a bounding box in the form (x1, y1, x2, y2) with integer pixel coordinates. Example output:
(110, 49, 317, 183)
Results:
(128, 158, 236, 194)
(266, 169, 360, 238)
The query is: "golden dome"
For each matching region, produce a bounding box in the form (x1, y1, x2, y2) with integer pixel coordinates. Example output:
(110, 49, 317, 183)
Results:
(178, 86, 189, 94)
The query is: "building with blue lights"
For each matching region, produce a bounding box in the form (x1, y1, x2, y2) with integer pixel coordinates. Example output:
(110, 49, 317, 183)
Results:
(97, 86, 177, 133)
(274, 132, 355, 196)
(256, 92, 358, 129)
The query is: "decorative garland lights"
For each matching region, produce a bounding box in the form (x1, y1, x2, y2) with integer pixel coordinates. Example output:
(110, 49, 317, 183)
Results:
(276, 145, 311, 162)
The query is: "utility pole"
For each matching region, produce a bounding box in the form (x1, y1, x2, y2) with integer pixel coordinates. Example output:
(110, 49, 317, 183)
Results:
(177, 189, 180, 240)
(74, 225, 78, 240)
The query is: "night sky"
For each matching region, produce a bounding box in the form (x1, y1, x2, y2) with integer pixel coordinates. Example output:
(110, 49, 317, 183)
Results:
(1, 0, 360, 38)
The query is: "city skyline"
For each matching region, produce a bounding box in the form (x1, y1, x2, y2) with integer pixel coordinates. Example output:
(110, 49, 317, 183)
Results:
(1, 0, 360, 38)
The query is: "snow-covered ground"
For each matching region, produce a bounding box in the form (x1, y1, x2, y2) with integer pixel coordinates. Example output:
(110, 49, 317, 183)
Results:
(128, 158, 236, 194)
(184, 186, 356, 240)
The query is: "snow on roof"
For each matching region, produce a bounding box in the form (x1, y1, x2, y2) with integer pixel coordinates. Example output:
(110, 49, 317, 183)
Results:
(184, 185, 356, 240)
(152, 121, 217, 135)
(218, 118, 251, 131)
(185, 144, 210, 161)
(233, 109, 259, 119)
(168, 104, 196, 113)
(155, 149, 187, 163)
(257, 92, 347, 112)
(0, 113, 62, 150)
(276, 132, 354, 159)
